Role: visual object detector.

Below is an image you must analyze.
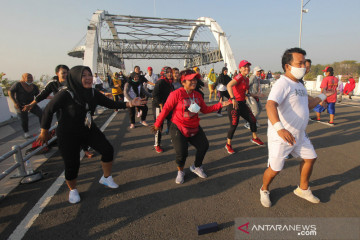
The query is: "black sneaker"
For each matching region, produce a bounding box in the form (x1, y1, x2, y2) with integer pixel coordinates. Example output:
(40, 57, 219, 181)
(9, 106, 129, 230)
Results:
(310, 117, 320, 122)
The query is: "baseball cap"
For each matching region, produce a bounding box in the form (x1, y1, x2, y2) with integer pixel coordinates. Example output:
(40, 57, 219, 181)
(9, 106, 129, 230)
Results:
(181, 73, 201, 82)
(253, 66, 263, 73)
(147, 66, 153, 71)
(239, 60, 251, 68)
(322, 66, 333, 72)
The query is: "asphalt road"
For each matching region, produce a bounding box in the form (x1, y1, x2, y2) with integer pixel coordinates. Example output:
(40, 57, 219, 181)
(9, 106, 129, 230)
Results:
(0, 89, 359, 240)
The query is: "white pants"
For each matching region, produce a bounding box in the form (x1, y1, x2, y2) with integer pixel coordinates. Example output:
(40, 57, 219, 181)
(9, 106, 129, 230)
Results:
(267, 131, 317, 171)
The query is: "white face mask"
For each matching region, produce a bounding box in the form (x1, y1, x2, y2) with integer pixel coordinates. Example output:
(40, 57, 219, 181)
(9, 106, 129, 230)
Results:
(25, 82, 33, 85)
(187, 95, 200, 113)
(323, 73, 326, 77)
(289, 65, 306, 80)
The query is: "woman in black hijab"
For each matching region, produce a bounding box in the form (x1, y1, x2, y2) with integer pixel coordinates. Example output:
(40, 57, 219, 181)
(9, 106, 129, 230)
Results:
(38, 66, 146, 204)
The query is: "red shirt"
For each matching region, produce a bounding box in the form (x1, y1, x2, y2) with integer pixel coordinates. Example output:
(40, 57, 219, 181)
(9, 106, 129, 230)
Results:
(154, 88, 221, 129)
(320, 76, 338, 103)
(232, 74, 249, 101)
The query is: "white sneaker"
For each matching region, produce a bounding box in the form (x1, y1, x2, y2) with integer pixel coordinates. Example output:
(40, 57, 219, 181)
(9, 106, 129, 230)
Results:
(260, 187, 272, 207)
(175, 171, 185, 184)
(99, 175, 119, 189)
(69, 189, 80, 204)
(190, 165, 207, 178)
(293, 186, 320, 203)
(140, 121, 149, 126)
(217, 113, 223, 117)
(244, 123, 250, 130)
(24, 132, 31, 138)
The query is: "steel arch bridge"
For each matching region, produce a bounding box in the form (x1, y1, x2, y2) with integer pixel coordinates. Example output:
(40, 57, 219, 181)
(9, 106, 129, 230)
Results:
(68, 10, 236, 74)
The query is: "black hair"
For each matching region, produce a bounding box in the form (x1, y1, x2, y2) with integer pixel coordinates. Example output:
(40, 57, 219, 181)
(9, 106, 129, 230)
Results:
(134, 65, 140, 70)
(305, 59, 312, 64)
(55, 64, 69, 73)
(222, 67, 228, 73)
(327, 67, 334, 76)
(281, 47, 307, 71)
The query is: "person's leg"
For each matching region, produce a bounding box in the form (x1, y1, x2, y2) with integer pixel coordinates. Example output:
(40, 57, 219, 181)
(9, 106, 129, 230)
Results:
(188, 127, 209, 168)
(262, 166, 280, 191)
(239, 101, 261, 141)
(140, 105, 148, 122)
(30, 105, 42, 125)
(57, 134, 81, 190)
(328, 102, 335, 123)
(128, 106, 135, 125)
(217, 92, 223, 114)
(170, 124, 188, 170)
(299, 158, 317, 190)
(154, 107, 162, 146)
(86, 126, 114, 177)
(18, 110, 29, 133)
(208, 85, 213, 102)
(226, 104, 239, 145)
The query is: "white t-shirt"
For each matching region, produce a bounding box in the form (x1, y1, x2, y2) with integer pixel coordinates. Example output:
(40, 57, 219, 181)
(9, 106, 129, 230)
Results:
(93, 76, 103, 85)
(145, 73, 158, 90)
(267, 75, 309, 140)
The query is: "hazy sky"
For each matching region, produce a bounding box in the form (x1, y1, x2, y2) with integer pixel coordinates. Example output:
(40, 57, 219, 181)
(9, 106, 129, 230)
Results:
(1, 0, 359, 80)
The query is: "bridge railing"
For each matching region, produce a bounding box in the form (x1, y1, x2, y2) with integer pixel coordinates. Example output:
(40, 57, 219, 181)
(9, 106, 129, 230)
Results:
(0, 123, 58, 182)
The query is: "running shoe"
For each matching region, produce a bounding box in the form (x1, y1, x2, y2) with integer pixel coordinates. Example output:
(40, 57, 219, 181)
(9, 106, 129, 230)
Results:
(175, 171, 185, 184)
(69, 189, 81, 204)
(244, 122, 250, 129)
(140, 121, 149, 126)
(293, 186, 320, 203)
(99, 175, 119, 189)
(155, 145, 164, 153)
(251, 138, 264, 146)
(260, 187, 271, 207)
(24, 132, 31, 139)
(216, 113, 223, 117)
(84, 150, 94, 158)
(327, 121, 334, 126)
(130, 124, 135, 129)
(225, 144, 235, 154)
(190, 165, 207, 178)
(310, 117, 320, 122)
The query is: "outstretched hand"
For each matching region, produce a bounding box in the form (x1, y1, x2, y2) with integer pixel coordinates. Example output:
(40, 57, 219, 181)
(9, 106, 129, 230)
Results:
(220, 98, 231, 108)
(37, 129, 50, 146)
(131, 97, 147, 107)
(150, 125, 161, 134)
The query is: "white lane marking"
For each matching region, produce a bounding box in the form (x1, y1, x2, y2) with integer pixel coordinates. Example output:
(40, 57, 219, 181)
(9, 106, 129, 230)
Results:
(8, 111, 118, 240)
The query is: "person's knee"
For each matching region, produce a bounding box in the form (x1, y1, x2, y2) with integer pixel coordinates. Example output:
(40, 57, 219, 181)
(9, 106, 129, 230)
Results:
(101, 144, 114, 162)
(304, 158, 317, 165)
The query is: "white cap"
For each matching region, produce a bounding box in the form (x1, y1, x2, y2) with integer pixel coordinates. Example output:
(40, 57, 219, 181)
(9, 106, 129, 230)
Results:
(253, 66, 263, 73)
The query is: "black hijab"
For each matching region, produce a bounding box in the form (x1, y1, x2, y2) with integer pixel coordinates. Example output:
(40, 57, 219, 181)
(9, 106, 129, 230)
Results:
(66, 65, 94, 107)
(129, 73, 141, 97)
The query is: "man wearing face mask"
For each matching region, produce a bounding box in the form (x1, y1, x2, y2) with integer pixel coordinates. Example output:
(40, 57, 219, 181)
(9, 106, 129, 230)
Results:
(259, 48, 336, 208)
(9, 73, 42, 138)
(312, 67, 338, 125)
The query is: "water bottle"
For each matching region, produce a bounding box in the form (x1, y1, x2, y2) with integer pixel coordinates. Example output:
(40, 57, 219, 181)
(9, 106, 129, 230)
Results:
(25, 160, 34, 175)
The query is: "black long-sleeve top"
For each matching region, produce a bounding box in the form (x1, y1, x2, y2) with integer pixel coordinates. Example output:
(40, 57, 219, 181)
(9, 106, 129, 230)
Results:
(41, 89, 127, 134)
(152, 78, 173, 107)
(35, 79, 64, 103)
(9, 82, 39, 107)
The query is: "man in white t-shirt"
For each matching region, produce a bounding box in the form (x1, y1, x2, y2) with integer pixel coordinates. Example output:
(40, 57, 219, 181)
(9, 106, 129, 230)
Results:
(144, 66, 158, 93)
(259, 47, 335, 208)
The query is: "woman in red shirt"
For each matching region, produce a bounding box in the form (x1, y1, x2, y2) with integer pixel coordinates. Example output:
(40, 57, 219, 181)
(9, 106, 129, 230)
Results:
(152, 69, 230, 184)
(225, 60, 264, 155)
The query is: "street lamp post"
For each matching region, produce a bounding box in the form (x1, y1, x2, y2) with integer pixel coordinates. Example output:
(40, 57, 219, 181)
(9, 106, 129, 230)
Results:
(299, 0, 309, 48)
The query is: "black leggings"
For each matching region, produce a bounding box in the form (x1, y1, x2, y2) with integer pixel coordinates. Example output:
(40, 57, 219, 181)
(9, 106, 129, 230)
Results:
(153, 106, 172, 146)
(170, 124, 209, 168)
(227, 101, 257, 139)
(128, 105, 148, 124)
(57, 125, 114, 181)
(17, 105, 42, 133)
(217, 91, 230, 114)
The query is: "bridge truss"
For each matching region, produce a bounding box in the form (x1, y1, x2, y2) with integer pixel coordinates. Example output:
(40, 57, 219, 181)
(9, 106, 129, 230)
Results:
(68, 10, 236, 75)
